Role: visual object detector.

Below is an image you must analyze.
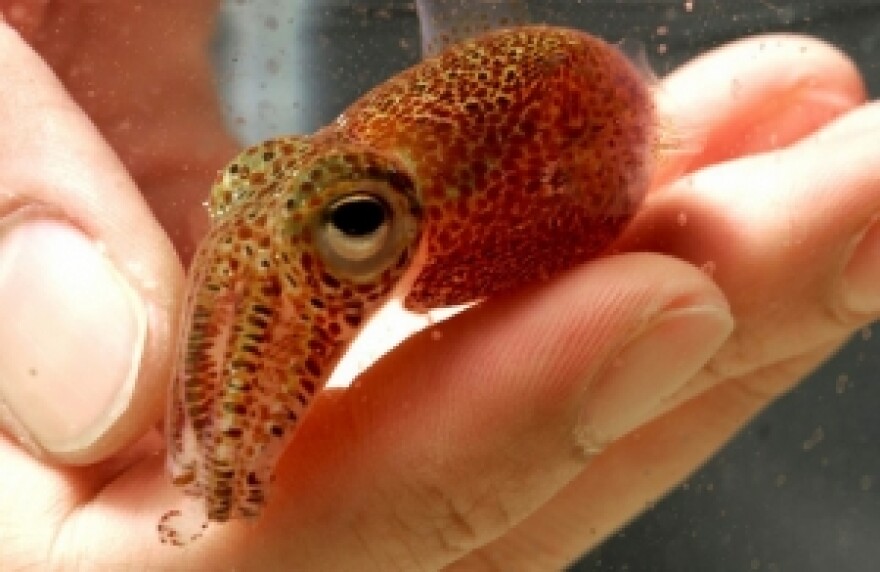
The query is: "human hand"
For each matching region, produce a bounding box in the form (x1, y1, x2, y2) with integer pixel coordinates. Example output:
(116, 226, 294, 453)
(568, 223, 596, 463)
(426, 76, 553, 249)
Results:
(0, 8, 873, 572)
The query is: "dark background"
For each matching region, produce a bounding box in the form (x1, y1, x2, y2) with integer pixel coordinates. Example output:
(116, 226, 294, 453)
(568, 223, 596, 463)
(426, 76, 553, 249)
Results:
(214, 2, 880, 570)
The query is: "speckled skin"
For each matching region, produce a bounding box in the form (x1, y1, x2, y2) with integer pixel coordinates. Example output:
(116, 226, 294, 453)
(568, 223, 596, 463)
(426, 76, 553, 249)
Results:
(160, 26, 654, 544)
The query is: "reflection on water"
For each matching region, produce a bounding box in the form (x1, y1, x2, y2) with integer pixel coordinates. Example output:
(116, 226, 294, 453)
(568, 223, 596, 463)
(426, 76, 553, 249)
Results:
(212, 2, 880, 570)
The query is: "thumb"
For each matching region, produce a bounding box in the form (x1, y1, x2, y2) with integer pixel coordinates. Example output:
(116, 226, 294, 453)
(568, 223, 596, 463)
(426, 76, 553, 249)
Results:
(0, 22, 182, 464)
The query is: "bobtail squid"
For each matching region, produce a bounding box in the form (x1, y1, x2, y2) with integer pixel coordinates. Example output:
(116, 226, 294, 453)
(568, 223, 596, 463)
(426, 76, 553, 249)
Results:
(160, 25, 670, 544)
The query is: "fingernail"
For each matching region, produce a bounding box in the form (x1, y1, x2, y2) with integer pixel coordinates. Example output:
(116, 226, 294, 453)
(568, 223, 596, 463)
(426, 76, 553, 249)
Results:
(0, 216, 146, 455)
(841, 217, 880, 314)
(579, 302, 733, 449)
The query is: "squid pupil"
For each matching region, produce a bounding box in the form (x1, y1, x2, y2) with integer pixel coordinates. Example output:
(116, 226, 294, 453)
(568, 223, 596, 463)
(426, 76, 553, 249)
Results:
(331, 196, 387, 237)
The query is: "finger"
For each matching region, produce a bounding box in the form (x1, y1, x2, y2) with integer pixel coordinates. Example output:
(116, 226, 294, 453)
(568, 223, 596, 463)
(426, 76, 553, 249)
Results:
(0, 23, 182, 464)
(655, 34, 864, 184)
(622, 101, 880, 395)
(449, 339, 843, 570)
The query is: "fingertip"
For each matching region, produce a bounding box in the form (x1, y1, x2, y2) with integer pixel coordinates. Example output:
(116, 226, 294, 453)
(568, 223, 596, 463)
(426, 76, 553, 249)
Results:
(658, 33, 866, 174)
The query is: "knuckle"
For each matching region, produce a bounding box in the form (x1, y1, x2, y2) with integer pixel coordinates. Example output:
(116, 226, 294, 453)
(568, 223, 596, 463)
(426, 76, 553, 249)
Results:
(702, 325, 768, 380)
(349, 470, 520, 571)
(415, 478, 516, 558)
(727, 339, 843, 403)
(824, 292, 873, 338)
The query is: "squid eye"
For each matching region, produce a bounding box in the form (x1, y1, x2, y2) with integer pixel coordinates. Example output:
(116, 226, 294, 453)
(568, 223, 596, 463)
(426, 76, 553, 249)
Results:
(322, 194, 391, 261)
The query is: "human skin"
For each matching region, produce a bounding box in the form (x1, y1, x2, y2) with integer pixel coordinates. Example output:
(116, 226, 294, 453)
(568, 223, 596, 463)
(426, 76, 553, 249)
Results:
(0, 3, 876, 571)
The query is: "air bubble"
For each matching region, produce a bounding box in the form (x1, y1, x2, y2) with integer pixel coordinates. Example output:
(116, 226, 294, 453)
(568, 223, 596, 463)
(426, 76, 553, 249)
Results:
(801, 425, 825, 451)
(730, 79, 742, 98)
(835, 374, 849, 394)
